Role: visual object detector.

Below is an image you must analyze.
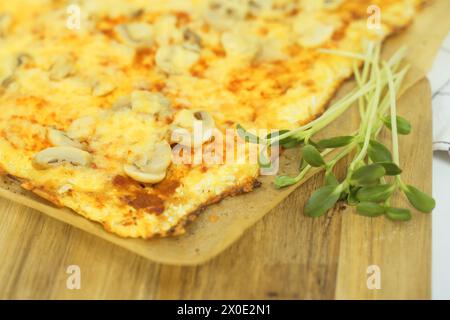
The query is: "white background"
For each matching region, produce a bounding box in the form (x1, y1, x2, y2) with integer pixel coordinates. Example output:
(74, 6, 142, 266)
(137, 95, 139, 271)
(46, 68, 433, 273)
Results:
(429, 32, 450, 300)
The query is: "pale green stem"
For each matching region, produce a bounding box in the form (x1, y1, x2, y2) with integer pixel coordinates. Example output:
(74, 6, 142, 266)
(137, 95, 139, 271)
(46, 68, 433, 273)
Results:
(350, 54, 382, 170)
(385, 63, 400, 166)
(374, 66, 408, 137)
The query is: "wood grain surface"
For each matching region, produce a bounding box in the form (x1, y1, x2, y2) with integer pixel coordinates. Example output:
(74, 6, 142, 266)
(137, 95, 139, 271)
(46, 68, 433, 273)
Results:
(0, 79, 432, 299)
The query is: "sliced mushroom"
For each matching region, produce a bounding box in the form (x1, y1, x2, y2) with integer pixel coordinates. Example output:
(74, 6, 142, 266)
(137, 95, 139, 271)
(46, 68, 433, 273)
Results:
(204, 0, 249, 31)
(116, 22, 153, 47)
(248, 0, 273, 16)
(153, 15, 182, 47)
(193, 111, 215, 144)
(155, 45, 200, 75)
(33, 147, 92, 169)
(123, 165, 167, 184)
(171, 110, 215, 147)
(322, 0, 344, 10)
(300, 0, 343, 11)
(17, 53, 33, 67)
(137, 141, 172, 173)
(1, 53, 34, 87)
(111, 95, 132, 110)
(294, 14, 338, 48)
(124, 141, 172, 184)
(131, 90, 172, 116)
(1, 75, 14, 88)
(92, 81, 116, 97)
(48, 128, 85, 149)
(67, 116, 95, 140)
(0, 55, 18, 87)
(0, 14, 12, 37)
(221, 31, 261, 61)
(49, 55, 75, 81)
(255, 39, 288, 64)
(183, 28, 202, 52)
(172, 109, 195, 129)
(297, 24, 334, 48)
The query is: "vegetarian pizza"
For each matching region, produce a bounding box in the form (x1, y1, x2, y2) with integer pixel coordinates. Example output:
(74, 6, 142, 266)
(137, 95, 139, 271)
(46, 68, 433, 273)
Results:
(0, 0, 422, 238)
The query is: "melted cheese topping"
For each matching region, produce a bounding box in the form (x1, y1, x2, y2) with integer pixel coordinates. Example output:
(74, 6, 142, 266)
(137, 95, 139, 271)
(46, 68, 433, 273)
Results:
(0, 0, 421, 238)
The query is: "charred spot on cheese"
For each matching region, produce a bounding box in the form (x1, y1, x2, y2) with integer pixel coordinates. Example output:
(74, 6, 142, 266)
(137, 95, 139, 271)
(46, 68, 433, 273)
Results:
(133, 47, 155, 67)
(112, 175, 140, 188)
(127, 192, 164, 215)
(154, 179, 180, 198)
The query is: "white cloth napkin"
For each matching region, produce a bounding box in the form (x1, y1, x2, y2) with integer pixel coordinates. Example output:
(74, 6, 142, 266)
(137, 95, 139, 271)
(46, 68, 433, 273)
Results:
(429, 33, 450, 153)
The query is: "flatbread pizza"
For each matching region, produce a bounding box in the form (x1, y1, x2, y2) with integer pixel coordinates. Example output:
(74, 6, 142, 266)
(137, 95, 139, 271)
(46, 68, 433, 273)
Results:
(0, 0, 422, 238)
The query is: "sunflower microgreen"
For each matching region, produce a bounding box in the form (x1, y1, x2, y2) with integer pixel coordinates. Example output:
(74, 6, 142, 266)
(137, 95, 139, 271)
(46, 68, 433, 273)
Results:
(242, 43, 435, 222)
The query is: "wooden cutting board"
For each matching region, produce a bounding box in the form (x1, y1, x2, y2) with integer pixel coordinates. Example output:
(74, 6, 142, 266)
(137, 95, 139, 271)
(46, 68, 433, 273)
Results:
(0, 78, 431, 299)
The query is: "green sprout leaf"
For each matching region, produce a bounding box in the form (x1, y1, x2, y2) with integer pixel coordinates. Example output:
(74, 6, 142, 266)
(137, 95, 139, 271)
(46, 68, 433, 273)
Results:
(378, 162, 402, 176)
(385, 207, 412, 221)
(274, 175, 298, 189)
(317, 136, 354, 149)
(402, 185, 436, 213)
(368, 140, 393, 163)
(357, 202, 386, 217)
(356, 184, 395, 202)
(325, 172, 339, 186)
(302, 144, 326, 167)
(350, 163, 386, 186)
(305, 185, 341, 217)
(382, 116, 412, 135)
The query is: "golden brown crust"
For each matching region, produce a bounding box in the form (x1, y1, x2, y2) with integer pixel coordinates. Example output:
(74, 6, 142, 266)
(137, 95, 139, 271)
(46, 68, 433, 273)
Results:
(166, 177, 261, 237)
(5, 172, 260, 239)
(21, 181, 63, 207)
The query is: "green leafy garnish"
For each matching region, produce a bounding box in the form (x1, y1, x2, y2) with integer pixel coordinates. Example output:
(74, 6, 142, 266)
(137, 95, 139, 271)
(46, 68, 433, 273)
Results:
(368, 140, 393, 163)
(385, 207, 412, 221)
(378, 162, 402, 176)
(401, 184, 436, 213)
(274, 175, 299, 189)
(317, 136, 354, 149)
(325, 172, 339, 186)
(357, 202, 386, 217)
(382, 115, 412, 135)
(356, 184, 395, 202)
(302, 144, 326, 167)
(350, 164, 386, 186)
(305, 185, 341, 217)
(244, 43, 435, 222)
